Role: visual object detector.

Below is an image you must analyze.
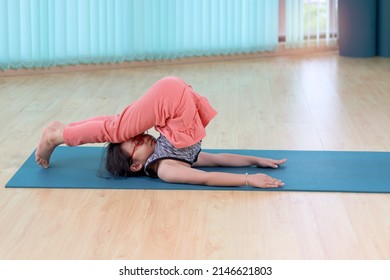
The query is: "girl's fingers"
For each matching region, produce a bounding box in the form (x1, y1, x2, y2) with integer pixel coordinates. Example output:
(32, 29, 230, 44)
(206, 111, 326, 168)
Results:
(269, 158, 287, 168)
(270, 179, 284, 188)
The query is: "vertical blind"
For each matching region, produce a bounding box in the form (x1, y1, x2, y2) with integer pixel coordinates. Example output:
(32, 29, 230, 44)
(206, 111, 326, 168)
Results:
(285, 0, 338, 48)
(0, 0, 279, 70)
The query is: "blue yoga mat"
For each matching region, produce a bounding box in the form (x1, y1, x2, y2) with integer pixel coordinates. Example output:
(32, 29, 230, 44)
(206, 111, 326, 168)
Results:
(5, 146, 390, 193)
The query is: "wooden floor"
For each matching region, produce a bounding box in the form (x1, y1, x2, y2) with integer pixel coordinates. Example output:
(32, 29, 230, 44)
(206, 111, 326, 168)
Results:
(0, 52, 389, 259)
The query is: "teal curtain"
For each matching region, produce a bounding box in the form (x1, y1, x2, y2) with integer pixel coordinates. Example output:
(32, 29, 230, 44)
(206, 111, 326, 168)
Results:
(0, 0, 279, 70)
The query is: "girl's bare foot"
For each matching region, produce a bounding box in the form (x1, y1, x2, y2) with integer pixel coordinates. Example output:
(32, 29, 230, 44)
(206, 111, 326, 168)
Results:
(35, 121, 66, 168)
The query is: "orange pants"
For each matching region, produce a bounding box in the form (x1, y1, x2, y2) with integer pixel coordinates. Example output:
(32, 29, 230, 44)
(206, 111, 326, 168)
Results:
(63, 76, 217, 149)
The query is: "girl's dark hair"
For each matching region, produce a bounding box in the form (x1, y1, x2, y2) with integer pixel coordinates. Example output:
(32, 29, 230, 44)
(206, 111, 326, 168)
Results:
(104, 142, 145, 177)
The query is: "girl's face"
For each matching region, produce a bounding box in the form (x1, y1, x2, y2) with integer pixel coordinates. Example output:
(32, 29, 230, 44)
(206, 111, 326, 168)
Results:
(120, 134, 157, 171)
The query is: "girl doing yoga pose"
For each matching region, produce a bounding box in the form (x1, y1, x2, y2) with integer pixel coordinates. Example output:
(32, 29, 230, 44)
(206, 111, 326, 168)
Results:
(36, 76, 286, 188)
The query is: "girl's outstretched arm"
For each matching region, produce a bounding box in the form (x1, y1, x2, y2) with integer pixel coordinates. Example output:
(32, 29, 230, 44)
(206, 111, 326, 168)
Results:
(193, 152, 287, 168)
(157, 160, 284, 189)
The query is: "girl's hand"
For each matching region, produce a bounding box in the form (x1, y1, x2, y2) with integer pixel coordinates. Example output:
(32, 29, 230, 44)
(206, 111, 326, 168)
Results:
(254, 158, 287, 168)
(247, 173, 285, 188)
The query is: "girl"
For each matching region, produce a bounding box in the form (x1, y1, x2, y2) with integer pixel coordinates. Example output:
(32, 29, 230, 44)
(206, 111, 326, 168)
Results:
(36, 76, 286, 188)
